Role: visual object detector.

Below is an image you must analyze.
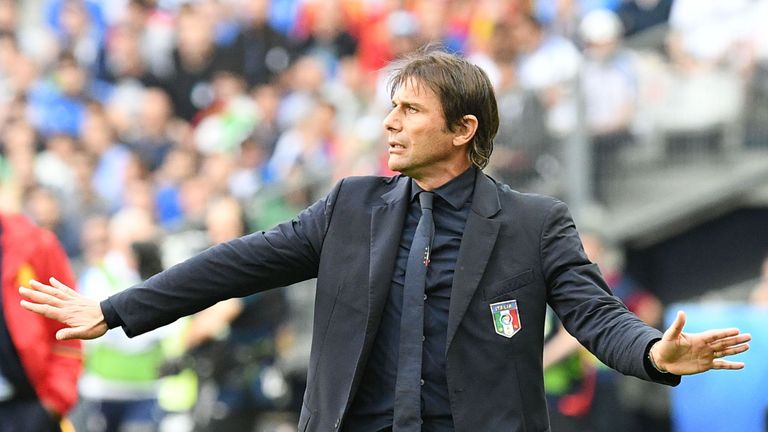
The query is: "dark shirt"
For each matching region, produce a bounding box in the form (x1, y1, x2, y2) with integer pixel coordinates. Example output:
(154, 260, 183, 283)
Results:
(345, 167, 475, 432)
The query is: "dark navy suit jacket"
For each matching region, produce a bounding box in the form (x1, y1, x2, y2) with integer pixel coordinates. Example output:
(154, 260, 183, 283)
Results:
(105, 170, 678, 432)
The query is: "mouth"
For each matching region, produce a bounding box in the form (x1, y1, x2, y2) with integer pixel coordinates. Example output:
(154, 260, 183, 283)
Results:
(388, 141, 405, 153)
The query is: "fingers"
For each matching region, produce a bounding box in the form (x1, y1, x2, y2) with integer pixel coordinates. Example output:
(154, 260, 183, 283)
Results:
(19, 298, 60, 320)
(19, 280, 70, 320)
(709, 333, 752, 350)
(710, 335, 750, 373)
(27, 279, 69, 300)
(711, 360, 746, 370)
(663, 310, 686, 341)
(713, 342, 750, 359)
(49, 277, 78, 296)
(19, 286, 62, 308)
(701, 328, 743, 344)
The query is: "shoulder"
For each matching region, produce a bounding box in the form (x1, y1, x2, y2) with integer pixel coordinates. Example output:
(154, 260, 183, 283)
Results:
(332, 174, 407, 201)
(2, 213, 54, 244)
(484, 176, 576, 235)
(490, 176, 564, 215)
(0, 213, 65, 267)
(337, 174, 405, 188)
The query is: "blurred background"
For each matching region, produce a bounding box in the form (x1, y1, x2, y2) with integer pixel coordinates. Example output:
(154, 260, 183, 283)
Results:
(0, 0, 766, 431)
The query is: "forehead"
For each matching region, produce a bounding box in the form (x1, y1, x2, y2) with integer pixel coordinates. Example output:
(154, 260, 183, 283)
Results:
(392, 77, 440, 103)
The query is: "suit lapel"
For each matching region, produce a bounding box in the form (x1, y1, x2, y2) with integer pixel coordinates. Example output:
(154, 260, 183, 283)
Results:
(366, 177, 410, 336)
(446, 172, 501, 352)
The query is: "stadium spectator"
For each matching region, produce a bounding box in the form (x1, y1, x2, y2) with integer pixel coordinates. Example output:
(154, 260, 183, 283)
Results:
(296, 1, 358, 77)
(268, 96, 336, 188)
(121, 87, 177, 173)
(579, 9, 639, 203)
(230, 0, 295, 88)
(512, 12, 582, 139)
(35, 131, 78, 199)
(0, 211, 81, 432)
(152, 146, 198, 231)
(45, 0, 106, 72)
(25, 185, 81, 258)
(193, 69, 259, 156)
(160, 4, 237, 122)
(75, 207, 170, 432)
(178, 196, 290, 431)
(2, 118, 40, 202)
(472, 21, 552, 191)
(79, 104, 133, 213)
(27, 51, 97, 138)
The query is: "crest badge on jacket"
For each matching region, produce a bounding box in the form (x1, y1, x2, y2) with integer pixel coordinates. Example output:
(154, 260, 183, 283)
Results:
(490, 299, 521, 338)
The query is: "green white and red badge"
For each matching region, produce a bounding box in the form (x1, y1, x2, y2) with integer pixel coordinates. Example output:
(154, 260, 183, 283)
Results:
(490, 299, 521, 338)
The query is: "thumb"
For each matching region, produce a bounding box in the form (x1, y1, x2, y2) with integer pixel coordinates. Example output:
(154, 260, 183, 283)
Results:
(56, 327, 84, 341)
(663, 310, 686, 341)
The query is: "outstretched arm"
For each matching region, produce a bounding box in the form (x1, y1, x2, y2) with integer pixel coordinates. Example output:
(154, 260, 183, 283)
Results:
(19, 278, 108, 340)
(649, 310, 751, 375)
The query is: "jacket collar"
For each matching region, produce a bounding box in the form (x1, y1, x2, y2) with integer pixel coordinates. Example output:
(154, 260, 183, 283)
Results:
(470, 170, 502, 219)
(381, 175, 410, 205)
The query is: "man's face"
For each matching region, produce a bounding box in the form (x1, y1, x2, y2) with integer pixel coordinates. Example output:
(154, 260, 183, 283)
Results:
(383, 79, 468, 187)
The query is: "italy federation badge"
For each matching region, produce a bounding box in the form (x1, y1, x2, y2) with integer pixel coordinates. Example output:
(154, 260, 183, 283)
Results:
(490, 300, 521, 338)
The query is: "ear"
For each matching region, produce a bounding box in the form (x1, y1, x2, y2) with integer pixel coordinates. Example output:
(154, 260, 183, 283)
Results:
(452, 114, 479, 147)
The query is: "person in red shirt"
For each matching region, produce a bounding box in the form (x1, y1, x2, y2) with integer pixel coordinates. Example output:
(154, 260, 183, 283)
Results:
(0, 212, 82, 432)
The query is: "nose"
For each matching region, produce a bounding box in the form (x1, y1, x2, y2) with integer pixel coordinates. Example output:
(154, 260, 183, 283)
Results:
(383, 107, 400, 133)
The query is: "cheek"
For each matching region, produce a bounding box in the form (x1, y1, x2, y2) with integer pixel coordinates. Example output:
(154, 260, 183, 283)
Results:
(403, 123, 428, 144)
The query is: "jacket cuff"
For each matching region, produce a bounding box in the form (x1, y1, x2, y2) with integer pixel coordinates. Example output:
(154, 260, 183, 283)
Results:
(643, 338, 681, 386)
(99, 298, 125, 330)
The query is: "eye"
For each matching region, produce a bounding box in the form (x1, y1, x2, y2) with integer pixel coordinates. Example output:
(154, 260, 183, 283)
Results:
(406, 106, 418, 114)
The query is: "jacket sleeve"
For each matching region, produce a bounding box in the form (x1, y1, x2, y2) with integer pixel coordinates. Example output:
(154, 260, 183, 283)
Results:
(35, 231, 82, 415)
(106, 179, 344, 337)
(541, 201, 679, 385)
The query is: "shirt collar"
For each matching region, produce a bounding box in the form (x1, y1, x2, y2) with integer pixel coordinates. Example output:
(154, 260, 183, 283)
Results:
(410, 166, 476, 210)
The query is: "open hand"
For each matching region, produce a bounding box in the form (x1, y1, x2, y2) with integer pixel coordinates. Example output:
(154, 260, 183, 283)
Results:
(19, 278, 108, 340)
(650, 310, 751, 375)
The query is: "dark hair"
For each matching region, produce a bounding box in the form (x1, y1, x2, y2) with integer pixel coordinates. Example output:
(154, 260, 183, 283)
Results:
(388, 48, 499, 169)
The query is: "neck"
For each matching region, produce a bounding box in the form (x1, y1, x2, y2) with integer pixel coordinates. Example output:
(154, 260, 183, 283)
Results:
(413, 163, 473, 191)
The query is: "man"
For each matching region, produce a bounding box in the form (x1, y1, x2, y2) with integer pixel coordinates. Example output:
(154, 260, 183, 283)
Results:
(1, 212, 81, 431)
(20, 50, 750, 432)
(75, 208, 168, 432)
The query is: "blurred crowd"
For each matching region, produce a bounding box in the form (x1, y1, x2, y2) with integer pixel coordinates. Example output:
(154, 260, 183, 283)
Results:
(2, 0, 768, 431)
(5, 0, 768, 264)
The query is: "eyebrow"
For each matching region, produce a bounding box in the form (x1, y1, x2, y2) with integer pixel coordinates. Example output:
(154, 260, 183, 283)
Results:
(393, 99, 426, 111)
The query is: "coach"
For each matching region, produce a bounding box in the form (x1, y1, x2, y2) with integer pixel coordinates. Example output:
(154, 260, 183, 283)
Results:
(20, 50, 750, 432)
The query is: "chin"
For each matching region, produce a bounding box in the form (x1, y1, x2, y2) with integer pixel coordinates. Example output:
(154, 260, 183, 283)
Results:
(387, 159, 407, 174)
